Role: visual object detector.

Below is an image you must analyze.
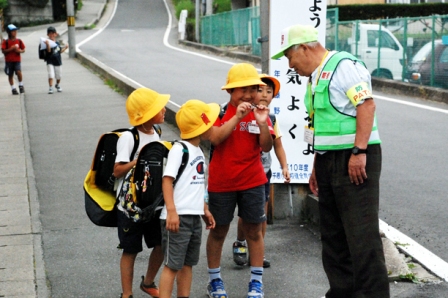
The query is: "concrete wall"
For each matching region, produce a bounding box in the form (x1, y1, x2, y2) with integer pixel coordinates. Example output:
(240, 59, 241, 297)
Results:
(5, 0, 53, 24)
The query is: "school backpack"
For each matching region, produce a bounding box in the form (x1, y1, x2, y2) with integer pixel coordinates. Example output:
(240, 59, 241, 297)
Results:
(83, 125, 161, 227)
(119, 140, 189, 223)
(38, 43, 47, 60)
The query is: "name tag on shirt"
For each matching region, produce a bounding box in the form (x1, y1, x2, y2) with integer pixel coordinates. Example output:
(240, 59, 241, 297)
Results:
(304, 126, 314, 145)
(248, 121, 260, 134)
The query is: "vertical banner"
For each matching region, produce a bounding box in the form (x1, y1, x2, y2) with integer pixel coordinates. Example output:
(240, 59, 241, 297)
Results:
(269, 0, 327, 184)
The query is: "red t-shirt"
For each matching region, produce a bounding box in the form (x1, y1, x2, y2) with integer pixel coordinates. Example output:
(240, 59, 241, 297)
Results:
(1, 39, 25, 62)
(208, 104, 275, 192)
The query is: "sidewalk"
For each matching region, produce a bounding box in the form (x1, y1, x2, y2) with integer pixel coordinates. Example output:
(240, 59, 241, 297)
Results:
(0, 1, 161, 297)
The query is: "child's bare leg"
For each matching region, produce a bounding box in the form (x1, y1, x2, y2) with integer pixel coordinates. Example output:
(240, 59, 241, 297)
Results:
(177, 265, 193, 297)
(159, 266, 178, 298)
(16, 70, 22, 82)
(143, 245, 163, 285)
(120, 252, 137, 297)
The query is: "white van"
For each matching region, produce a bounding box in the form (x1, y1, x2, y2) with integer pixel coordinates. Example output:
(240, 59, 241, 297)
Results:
(347, 24, 405, 81)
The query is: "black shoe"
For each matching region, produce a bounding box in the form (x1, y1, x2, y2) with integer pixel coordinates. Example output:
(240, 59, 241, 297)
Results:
(233, 240, 248, 266)
(12, 88, 19, 95)
(19, 86, 25, 93)
(263, 257, 271, 268)
(119, 294, 133, 298)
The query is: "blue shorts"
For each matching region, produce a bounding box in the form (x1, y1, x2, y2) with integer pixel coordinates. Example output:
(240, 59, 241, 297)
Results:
(161, 215, 202, 271)
(117, 209, 162, 254)
(208, 185, 266, 225)
(4, 62, 21, 76)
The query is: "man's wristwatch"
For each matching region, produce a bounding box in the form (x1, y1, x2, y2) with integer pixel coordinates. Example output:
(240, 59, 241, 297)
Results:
(352, 146, 368, 155)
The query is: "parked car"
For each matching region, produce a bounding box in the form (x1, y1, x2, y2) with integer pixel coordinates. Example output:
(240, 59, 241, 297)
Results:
(406, 39, 448, 88)
(347, 24, 406, 80)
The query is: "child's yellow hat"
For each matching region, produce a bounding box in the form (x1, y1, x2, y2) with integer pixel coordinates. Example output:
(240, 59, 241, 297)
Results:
(221, 63, 266, 90)
(126, 88, 170, 126)
(259, 74, 281, 97)
(176, 100, 220, 139)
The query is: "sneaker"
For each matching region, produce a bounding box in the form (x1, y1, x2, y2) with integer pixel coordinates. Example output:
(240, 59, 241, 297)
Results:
(139, 276, 159, 297)
(12, 88, 19, 95)
(233, 240, 248, 266)
(19, 86, 25, 93)
(263, 257, 271, 268)
(247, 279, 264, 298)
(207, 278, 227, 298)
(48, 87, 53, 94)
(55, 84, 62, 92)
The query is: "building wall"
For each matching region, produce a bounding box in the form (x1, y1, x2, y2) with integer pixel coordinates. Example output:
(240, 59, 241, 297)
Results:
(5, 0, 53, 25)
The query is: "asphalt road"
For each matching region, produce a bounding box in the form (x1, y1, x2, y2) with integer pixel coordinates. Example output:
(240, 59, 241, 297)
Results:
(22, 0, 448, 297)
(79, 0, 448, 264)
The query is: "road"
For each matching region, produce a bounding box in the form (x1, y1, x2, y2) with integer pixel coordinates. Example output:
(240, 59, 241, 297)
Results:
(25, 0, 448, 297)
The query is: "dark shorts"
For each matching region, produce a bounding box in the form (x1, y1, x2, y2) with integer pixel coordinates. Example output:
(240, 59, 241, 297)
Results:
(4, 62, 21, 76)
(208, 185, 266, 225)
(264, 170, 272, 203)
(161, 215, 202, 271)
(117, 209, 162, 254)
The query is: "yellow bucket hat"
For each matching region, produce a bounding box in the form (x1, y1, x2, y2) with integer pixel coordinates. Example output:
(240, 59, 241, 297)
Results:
(259, 74, 281, 97)
(221, 63, 266, 90)
(176, 99, 221, 139)
(271, 24, 319, 59)
(126, 88, 170, 126)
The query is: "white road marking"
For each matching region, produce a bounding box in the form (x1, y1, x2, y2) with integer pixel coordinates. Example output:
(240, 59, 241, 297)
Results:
(375, 94, 448, 114)
(161, 0, 261, 71)
(380, 220, 448, 281)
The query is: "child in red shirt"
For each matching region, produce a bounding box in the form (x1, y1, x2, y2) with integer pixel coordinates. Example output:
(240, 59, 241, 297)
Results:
(1, 24, 25, 95)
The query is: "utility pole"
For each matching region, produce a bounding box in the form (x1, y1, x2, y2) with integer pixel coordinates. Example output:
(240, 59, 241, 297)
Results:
(66, 0, 76, 58)
(195, 0, 200, 42)
(206, 0, 213, 15)
(259, 0, 270, 73)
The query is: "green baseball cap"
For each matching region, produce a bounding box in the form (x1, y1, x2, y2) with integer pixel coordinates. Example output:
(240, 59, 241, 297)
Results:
(271, 24, 319, 60)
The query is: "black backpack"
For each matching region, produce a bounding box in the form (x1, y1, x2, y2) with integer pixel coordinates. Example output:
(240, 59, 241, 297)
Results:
(83, 125, 161, 227)
(38, 43, 47, 60)
(119, 141, 189, 223)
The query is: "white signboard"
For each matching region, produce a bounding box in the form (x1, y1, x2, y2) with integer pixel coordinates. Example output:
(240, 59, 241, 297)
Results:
(269, 0, 327, 184)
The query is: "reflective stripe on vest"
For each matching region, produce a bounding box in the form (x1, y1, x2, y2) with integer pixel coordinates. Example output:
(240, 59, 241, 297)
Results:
(305, 51, 381, 151)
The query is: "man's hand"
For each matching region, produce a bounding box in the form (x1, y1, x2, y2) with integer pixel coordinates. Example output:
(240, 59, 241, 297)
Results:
(348, 154, 367, 185)
(309, 169, 318, 196)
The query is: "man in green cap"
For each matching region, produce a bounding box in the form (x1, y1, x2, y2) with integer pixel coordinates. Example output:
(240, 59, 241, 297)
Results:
(272, 24, 390, 298)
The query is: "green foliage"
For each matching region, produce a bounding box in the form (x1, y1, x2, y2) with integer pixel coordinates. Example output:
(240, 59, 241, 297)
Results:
(329, 3, 448, 21)
(0, 0, 8, 10)
(213, 0, 231, 14)
(175, 0, 195, 20)
(399, 273, 420, 283)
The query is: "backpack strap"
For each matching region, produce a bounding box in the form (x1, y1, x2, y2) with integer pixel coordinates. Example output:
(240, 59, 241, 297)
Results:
(112, 127, 140, 160)
(173, 141, 189, 187)
(129, 127, 140, 160)
(153, 124, 162, 137)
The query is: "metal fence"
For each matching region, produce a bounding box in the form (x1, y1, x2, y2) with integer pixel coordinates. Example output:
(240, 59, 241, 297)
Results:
(201, 7, 448, 89)
(200, 6, 260, 56)
(327, 11, 448, 88)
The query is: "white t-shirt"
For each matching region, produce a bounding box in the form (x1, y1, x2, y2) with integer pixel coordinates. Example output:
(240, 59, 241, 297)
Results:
(160, 141, 206, 219)
(114, 129, 160, 198)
